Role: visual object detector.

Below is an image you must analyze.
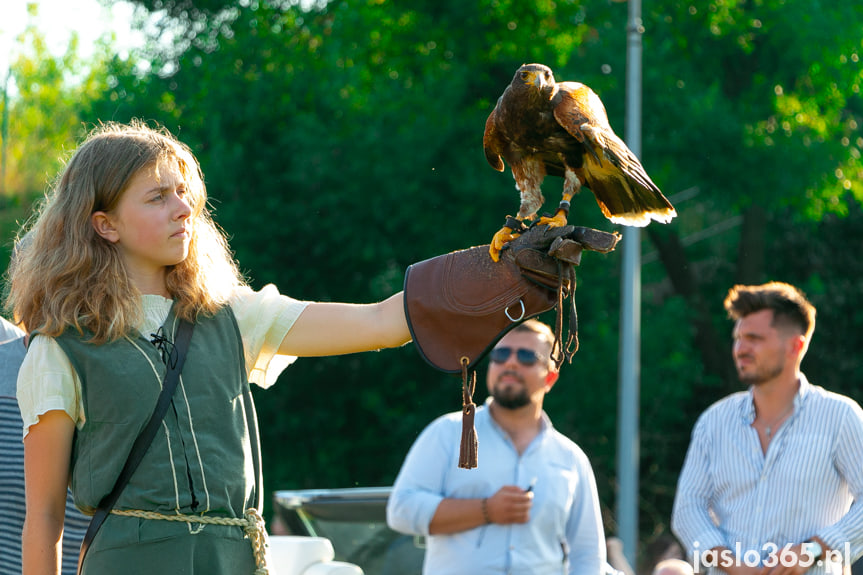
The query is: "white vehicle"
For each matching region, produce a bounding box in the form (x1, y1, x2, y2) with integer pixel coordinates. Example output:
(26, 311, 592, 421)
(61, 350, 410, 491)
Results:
(269, 534, 364, 575)
(273, 487, 424, 575)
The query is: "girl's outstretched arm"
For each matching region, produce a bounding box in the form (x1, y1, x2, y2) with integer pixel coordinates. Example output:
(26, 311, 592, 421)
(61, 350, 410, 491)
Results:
(278, 292, 411, 357)
(22, 410, 75, 575)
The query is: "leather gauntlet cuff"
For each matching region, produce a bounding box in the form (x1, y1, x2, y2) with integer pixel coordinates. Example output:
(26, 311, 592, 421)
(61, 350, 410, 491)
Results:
(403, 224, 619, 468)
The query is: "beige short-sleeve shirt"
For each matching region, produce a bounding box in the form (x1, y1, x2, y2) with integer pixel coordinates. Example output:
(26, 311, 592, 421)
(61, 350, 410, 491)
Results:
(17, 284, 308, 437)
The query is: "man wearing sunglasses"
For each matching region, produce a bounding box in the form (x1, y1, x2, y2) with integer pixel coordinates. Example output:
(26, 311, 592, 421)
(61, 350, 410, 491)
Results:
(387, 319, 607, 575)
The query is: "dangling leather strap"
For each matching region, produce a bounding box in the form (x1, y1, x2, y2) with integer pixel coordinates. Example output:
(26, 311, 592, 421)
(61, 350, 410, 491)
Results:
(77, 319, 195, 575)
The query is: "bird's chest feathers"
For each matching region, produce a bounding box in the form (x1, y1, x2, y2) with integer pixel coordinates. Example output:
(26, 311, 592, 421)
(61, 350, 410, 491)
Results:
(501, 105, 566, 154)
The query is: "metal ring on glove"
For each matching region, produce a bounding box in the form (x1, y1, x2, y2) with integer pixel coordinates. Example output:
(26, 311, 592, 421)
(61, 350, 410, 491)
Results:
(504, 300, 526, 322)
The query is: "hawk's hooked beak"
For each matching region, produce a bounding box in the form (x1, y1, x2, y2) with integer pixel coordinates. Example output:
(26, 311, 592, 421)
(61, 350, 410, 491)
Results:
(531, 72, 554, 99)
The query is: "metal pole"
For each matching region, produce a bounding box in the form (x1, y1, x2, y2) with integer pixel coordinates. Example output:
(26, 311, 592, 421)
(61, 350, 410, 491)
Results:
(617, 0, 643, 567)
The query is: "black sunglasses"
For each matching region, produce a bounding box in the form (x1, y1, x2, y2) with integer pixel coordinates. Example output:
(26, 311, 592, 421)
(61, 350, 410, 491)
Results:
(489, 346, 542, 366)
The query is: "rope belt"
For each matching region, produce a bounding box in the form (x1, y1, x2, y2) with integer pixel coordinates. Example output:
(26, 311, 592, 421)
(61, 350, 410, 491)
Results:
(111, 507, 270, 575)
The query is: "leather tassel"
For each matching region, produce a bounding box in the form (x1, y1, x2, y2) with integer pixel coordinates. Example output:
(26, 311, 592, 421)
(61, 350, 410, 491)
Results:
(459, 401, 478, 469)
(458, 358, 478, 469)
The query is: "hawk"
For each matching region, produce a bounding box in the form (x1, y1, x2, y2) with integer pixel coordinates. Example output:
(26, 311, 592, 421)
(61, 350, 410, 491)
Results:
(483, 63, 677, 261)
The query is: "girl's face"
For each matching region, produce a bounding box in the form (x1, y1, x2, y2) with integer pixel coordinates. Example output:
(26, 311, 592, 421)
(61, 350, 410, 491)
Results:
(92, 159, 193, 289)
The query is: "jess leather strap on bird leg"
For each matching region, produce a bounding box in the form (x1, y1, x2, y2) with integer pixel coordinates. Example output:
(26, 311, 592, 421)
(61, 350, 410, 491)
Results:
(404, 223, 619, 468)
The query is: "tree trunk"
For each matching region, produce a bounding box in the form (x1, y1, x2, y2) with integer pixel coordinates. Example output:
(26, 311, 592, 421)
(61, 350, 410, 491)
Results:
(735, 205, 767, 285)
(646, 226, 737, 391)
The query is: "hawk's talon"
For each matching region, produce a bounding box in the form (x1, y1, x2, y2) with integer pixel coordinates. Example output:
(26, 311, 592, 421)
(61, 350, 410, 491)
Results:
(489, 226, 522, 262)
(537, 210, 569, 228)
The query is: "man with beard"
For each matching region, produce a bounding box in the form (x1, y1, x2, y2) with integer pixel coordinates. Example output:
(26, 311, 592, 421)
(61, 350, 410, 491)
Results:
(672, 282, 863, 575)
(387, 319, 607, 575)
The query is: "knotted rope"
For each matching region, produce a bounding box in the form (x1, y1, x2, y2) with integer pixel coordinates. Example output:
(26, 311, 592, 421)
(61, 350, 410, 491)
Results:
(111, 507, 270, 574)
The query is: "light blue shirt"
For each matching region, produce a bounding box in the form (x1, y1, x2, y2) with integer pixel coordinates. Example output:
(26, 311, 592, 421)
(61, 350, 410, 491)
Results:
(672, 375, 863, 575)
(387, 401, 606, 575)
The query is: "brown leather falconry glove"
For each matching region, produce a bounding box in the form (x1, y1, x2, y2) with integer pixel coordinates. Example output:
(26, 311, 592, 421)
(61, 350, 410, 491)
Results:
(404, 223, 619, 469)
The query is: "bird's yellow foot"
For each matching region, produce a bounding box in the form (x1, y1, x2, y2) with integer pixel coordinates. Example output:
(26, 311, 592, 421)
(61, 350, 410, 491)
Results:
(537, 210, 569, 228)
(489, 226, 520, 262)
(538, 198, 572, 228)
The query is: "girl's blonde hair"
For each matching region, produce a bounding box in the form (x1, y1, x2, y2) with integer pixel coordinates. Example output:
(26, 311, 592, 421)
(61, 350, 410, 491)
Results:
(6, 120, 246, 342)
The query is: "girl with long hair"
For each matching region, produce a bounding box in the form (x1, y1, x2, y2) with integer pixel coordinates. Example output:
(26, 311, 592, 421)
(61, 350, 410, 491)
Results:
(8, 121, 410, 575)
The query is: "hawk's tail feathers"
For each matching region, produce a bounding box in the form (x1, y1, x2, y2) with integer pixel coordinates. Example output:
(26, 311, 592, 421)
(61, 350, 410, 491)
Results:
(588, 173, 677, 227)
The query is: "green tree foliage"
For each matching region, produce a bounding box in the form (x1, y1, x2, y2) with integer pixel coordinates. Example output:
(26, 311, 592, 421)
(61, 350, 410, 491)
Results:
(0, 4, 127, 264)
(632, 1, 863, 545)
(24, 0, 863, 563)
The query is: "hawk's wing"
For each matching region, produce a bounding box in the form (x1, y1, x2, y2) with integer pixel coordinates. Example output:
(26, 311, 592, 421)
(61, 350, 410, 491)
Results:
(552, 81, 675, 225)
(482, 104, 506, 172)
(552, 82, 644, 181)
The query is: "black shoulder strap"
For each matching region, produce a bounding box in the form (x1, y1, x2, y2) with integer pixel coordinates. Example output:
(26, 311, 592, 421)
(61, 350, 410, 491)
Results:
(77, 319, 195, 575)
(241, 383, 264, 511)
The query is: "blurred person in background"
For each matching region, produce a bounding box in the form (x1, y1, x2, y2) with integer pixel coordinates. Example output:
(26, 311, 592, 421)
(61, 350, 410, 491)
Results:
(0, 316, 89, 575)
(387, 319, 607, 575)
(672, 282, 863, 575)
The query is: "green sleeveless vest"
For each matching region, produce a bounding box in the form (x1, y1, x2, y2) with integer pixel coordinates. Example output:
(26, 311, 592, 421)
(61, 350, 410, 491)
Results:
(54, 304, 255, 519)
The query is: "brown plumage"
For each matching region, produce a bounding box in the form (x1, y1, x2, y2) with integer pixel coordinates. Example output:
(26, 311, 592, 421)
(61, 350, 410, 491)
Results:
(483, 63, 676, 260)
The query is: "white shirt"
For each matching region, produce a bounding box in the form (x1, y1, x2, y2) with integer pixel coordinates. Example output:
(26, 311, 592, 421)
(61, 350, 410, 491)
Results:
(387, 401, 606, 575)
(672, 375, 863, 574)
